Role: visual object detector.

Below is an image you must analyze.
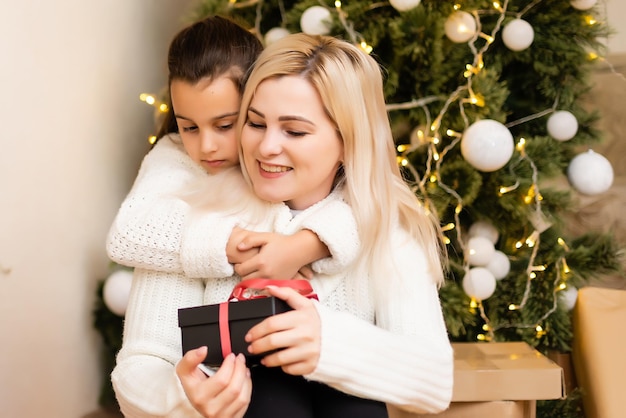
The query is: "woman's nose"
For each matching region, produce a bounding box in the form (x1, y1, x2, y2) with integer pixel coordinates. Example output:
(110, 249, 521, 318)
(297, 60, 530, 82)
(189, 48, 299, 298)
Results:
(257, 128, 282, 157)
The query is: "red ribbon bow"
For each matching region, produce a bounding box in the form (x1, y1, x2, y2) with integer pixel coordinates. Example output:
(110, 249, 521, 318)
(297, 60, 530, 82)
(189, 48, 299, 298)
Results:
(219, 279, 318, 360)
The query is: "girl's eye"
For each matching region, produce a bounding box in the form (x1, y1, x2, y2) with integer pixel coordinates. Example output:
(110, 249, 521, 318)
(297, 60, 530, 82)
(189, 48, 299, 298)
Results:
(181, 126, 198, 133)
(217, 123, 234, 131)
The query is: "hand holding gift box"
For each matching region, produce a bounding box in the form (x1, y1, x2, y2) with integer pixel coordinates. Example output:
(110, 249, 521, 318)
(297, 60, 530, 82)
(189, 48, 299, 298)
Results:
(178, 279, 317, 368)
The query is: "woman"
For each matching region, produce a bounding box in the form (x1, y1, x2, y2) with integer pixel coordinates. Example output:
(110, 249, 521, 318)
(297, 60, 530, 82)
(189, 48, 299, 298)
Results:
(177, 33, 453, 417)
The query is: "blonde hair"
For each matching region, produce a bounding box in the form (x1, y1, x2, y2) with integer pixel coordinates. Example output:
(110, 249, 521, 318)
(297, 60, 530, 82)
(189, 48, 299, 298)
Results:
(238, 34, 447, 289)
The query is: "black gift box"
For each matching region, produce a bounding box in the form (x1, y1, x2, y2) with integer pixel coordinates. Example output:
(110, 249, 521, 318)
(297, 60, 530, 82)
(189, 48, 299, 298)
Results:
(178, 297, 292, 367)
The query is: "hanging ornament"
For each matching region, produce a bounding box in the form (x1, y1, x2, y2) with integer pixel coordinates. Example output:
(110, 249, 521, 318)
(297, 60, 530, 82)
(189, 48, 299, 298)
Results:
(389, 0, 421, 12)
(547, 110, 578, 142)
(502, 19, 534, 52)
(570, 0, 597, 10)
(103, 269, 133, 316)
(461, 119, 514, 172)
(462, 267, 497, 301)
(560, 286, 579, 311)
(567, 150, 614, 195)
(444, 11, 476, 43)
(468, 220, 499, 245)
(486, 250, 511, 280)
(264, 27, 290, 46)
(467, 236, 496, 266)
(300, 6, 332, 35)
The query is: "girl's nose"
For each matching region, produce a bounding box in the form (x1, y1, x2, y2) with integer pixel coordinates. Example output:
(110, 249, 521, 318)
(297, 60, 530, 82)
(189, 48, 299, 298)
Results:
(199, 131, 218, 153)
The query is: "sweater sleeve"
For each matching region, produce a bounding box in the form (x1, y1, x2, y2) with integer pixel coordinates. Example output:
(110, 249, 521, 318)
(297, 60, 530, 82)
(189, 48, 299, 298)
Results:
(106, 135, 226, 278)
(111, 268, 205, 417)
(297, 191, 360, 275)
(305, 231, 453, 414)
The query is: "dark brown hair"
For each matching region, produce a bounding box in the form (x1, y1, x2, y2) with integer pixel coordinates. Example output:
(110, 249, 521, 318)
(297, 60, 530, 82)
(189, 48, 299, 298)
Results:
(156, 16, 263, 139)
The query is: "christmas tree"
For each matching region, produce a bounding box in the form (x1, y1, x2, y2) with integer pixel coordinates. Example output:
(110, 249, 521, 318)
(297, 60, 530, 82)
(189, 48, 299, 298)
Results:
(181, 0, 621, 415)
(94, 0, 624, 415)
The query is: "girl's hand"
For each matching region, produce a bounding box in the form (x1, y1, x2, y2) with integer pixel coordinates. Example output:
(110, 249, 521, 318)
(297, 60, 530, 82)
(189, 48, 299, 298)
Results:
(176, 347, 252, 418)
(232, 230, 320, 280)
(226, 227, 259, 265)
(244, 286, 321, 376)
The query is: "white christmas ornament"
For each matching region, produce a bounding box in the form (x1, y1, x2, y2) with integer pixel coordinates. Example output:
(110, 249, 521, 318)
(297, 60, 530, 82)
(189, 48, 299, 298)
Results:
(389, 0, 421, 12)
(467, 236, 496, 266)
(444, 11, 476, 43)
(468, 220, 499, 245)
(103, 269, 133, 316)
(567, 150, 614, 195)
(461, 119, 514, 172)
(570, 0, 597, 10)
(300, 6, 332, 35)
(547, 110, 578, 142)
(486, 251, 511, 280)
(264, 27, 290, 45)
(502, 19, 534, 52)
(463, 267, 497, 300)
(560, 286, 579, 311)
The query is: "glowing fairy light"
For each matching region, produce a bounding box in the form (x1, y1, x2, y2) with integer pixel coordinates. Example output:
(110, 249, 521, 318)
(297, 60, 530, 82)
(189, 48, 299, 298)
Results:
(442, 223, 456, 232)
(584, 15, 597, 25)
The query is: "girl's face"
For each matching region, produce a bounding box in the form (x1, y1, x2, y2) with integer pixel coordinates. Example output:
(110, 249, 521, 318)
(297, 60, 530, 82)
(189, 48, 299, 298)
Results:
(241, 76, 343, 210)
(171, 76, 240, 175)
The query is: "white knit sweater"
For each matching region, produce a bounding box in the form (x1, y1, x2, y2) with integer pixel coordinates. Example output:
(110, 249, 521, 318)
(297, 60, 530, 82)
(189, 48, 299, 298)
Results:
(108, 135, 360, 417)
(108, 135, 453, 417)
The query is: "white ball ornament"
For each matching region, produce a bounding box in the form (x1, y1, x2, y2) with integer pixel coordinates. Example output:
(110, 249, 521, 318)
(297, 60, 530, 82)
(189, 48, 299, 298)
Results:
(567, 150, 614, 195)
(468, 220, 499, 245)
(103, 269, 133, 316)
(560, 286, 579, 311)
(570, 0, 597, 11)
(463, 267, 497, 301)
(486, 251, 511, 280)
(547, 111, 578, 142)
(502, 19, 534, 52)
(264, 27, 290, 46)
(444, 11, 477, 43)
(461, 119, 514, 172)
(389, 0, 421, 12)
(300, 6, 332, 35)
(467, 236, 496, 266)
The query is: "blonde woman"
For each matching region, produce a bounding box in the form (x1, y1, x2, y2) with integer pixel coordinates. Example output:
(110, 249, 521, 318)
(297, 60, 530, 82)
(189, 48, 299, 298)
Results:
(177, 33, 453, 418)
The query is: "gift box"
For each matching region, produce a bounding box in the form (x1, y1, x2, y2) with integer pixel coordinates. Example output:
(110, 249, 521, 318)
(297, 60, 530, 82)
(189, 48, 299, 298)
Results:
(572, 286, 626, 418)
(178, 297, 292, 367)
(388, 342, 565, 418)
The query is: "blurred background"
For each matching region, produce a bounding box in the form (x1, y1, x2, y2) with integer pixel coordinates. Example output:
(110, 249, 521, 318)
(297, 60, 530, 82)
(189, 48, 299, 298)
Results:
(0, 1, 624, 416)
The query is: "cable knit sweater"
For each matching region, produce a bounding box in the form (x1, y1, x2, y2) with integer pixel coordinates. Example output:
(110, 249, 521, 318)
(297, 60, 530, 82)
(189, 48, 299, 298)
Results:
(108, 135, 453, 417)
(108, 135, 361, 417)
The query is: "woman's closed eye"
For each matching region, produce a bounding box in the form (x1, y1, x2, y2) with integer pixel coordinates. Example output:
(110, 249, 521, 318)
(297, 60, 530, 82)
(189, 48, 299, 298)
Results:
(247, 120, 266, 130)
(285, 129, 307, 138)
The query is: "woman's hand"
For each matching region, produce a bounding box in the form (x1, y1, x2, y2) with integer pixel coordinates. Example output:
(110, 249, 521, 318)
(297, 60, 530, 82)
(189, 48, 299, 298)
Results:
(245, 286, 321, 375)
(176, 347, 252, 418)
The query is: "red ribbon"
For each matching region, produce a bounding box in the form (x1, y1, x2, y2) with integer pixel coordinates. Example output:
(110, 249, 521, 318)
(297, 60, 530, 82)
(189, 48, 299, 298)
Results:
(218, 279, 318, 360)
(219, 302, 232, 359)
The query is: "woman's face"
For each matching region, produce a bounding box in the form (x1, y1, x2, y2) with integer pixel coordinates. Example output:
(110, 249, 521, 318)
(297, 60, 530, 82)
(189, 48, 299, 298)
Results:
(171, 75, 240, 175)
(241, 76, 344, 210)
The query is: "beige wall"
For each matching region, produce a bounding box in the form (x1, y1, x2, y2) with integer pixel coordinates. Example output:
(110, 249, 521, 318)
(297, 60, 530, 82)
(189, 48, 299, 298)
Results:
(605, 0, 626, 54)
(0, 1, 193, 416)
(0, 1, 623, 417)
